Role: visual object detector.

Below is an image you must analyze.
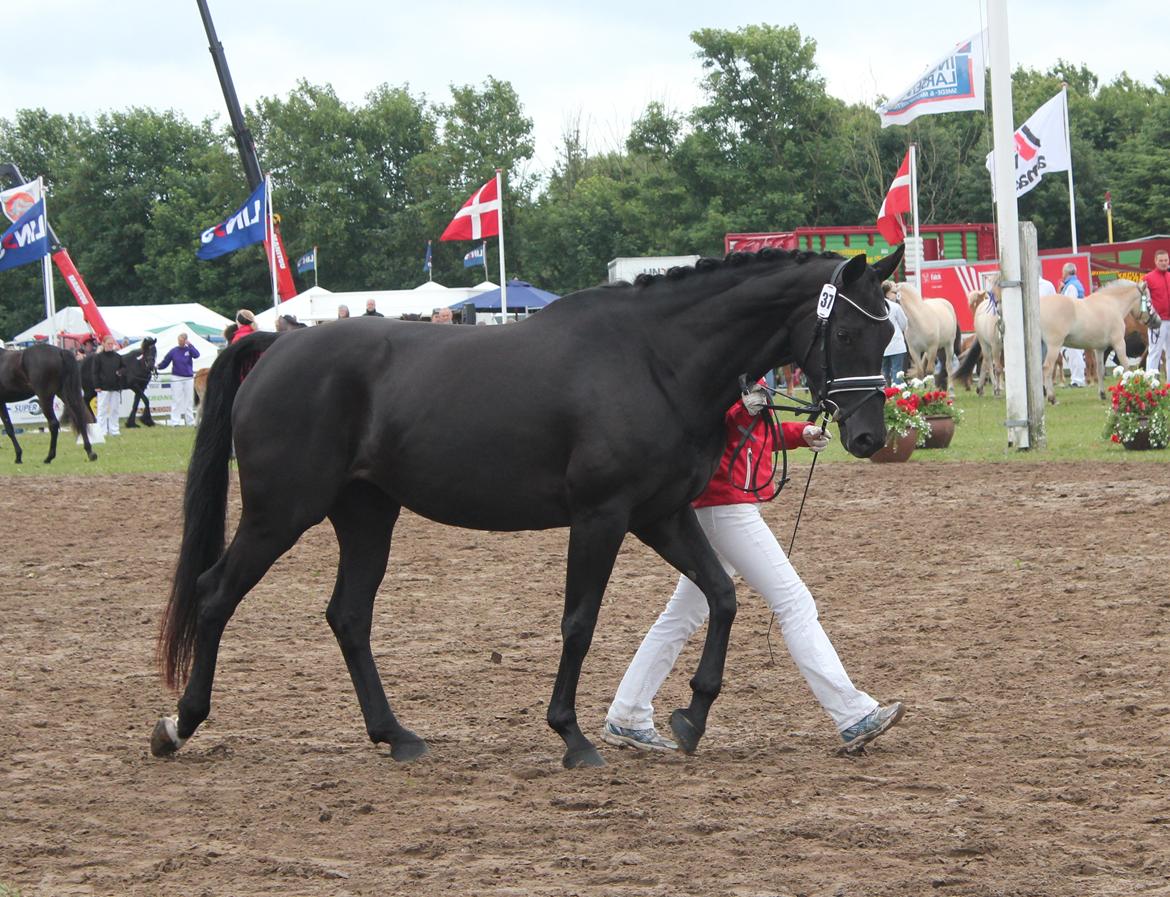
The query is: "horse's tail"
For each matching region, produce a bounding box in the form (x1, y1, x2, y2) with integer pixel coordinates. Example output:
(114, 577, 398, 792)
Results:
(953, 339, 982, 387)
(953, 323, 963, 358)
(57, 350, 93, 429)
(158, 332, 280, 690)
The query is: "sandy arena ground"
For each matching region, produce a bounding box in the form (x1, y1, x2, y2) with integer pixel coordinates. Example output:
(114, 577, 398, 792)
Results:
(1, 462, 1168, 896)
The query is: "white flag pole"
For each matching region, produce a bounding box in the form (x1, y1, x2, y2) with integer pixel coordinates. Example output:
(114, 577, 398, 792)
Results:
(1062, 84, 1078, 254)
(266, 175, 279, 310)
(496, 169, 507, 323)
(910, 143, 922, 292)
(38, 177, 58, 346)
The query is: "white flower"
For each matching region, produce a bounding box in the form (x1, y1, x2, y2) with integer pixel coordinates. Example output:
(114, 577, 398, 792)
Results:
(1113, 365, 1124, 377)
(909, 378, 924, 389)
(923, 375, 936, 387)
(901, 390, 912, 399)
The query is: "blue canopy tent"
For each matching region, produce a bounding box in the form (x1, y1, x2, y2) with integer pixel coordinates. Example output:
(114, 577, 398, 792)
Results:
(451, 279, 560, 311)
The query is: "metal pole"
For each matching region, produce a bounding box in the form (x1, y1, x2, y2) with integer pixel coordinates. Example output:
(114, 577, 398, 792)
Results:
(910, 143, 922, 292)
(1018, 222, 1046, 449)
(988, 0, 1030, 449)
(1062, 84, 1078, 253)
(38, 178, 58, 346)
(496, 169, 507, 323)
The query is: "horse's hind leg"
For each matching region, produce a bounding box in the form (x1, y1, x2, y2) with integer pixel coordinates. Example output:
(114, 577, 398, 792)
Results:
(0, 404, 22, 464)
(326, 482, 426, 762)
(140, 391, 155, 426)
(152, 514, 300, 755)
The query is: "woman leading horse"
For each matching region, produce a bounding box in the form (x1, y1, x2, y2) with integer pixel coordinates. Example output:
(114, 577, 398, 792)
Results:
(152, 247, 903, 769)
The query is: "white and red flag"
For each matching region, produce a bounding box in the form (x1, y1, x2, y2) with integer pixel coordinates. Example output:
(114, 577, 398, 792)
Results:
(876, 150, 912, 245)
(440, 177, 500, 241)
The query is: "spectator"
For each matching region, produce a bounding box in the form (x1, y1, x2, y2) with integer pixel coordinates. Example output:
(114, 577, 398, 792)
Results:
(1060, 263, 1087, 387)
(158, 332, 200, 426)
(1145, 249, 1170, 376)
(431, 306, 453, 324)
(92, 334, 125, 436)
(337, 304, 350, 320)
(881, 281, 909, 386)
(230, 309, 256, 344)
(363, 299, 384, 317)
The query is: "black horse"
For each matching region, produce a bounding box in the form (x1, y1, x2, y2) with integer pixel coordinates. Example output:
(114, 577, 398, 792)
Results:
(0, 343, 97, 464)
(81, 337, 158, 428)
(153, 247, 903, 768)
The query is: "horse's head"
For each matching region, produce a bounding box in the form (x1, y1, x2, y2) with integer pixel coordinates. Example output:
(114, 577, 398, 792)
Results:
(790, 247, 904, 458)
(1135, 280, 1161, 329)
(140, 337, 158, 368)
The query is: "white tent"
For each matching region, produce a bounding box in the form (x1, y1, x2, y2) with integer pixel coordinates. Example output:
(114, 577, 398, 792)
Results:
(9, 303, 232, 345)
(253, 282, 496, 329)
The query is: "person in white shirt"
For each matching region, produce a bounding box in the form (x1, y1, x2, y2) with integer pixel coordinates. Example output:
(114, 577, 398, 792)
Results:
(1059, 263, 1087, 387)
(881, 282, 910, 386)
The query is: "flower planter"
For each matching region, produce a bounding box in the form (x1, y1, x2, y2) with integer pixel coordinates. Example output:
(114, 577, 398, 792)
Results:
(869, 430, 918, 463)
(1121, 418, 1159, 451)
(922, 415, 956, 449)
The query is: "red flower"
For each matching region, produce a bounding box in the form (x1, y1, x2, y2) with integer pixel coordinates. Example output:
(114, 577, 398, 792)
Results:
(1111, 433, 1120, 443)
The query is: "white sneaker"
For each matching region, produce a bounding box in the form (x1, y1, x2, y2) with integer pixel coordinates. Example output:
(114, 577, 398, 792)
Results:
(601, 721, 677, 752)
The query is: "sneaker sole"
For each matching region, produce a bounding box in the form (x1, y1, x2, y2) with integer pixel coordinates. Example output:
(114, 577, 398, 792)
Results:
(600, 730, 678, 752)
(836, 702, 905, 756)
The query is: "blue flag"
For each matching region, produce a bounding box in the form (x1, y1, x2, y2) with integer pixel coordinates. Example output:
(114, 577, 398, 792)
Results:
(463, 243, 486, 268)
(423, 241, 433, 273)
(197, 181, 267, 260)
(296, 247, 316, 274)
(0, 197, 50, 273)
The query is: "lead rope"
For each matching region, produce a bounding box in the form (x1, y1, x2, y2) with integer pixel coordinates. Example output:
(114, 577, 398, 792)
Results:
(766, 409, 831, 666)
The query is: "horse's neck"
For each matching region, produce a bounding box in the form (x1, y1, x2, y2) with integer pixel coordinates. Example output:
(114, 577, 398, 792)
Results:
(643, 271, 813, 409)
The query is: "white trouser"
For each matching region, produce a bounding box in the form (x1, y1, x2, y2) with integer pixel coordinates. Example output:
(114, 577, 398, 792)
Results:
(1147, 322, 1170, 375)
(606, 503, 878, 733)
(1063, 348, 1085, 384)
(169, 377, 195, 425)
(96, 389, 120, 436)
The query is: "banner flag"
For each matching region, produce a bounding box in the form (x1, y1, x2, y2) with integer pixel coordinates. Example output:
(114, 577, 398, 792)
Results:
(877, 32, 986, 128)
(463, 242, 486, 268)
(0, 197, 50, 273)
(423, 240, 433, 273)
(197, 181, 267, 260)
(985, 90, 1071, 200)
(440, 177, 500, 241)
(876, 150, 913, 245)
(296, 247, 317, 274)
(0, 179, 43, 225)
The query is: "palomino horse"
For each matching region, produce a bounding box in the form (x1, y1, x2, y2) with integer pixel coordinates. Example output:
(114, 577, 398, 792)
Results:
(894, 282, 960, 389)
(1040, 279, 1160, 403)
(151, 247, 903, 769)
(968, 289, 1004, 397)
(0, 343, 97, 464)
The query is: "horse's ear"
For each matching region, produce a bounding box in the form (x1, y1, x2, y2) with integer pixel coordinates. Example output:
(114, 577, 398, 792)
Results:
(840, 253, 869, 285)
(871, 245, 905, 282)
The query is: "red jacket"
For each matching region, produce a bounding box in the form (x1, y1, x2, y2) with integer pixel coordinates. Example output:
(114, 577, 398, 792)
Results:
(231, 323, 256, 344)
(694, 397, 810, 508)
(1145, 268, 1170, 320)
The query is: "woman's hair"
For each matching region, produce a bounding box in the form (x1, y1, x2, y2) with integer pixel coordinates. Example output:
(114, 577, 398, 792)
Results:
(236, 309, 256, 325)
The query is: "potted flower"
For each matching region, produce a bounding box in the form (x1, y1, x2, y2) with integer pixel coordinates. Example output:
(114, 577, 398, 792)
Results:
(872, 384, 928, 462)
(907, 375, 962, 449)
(1103, 367, 1170, 450)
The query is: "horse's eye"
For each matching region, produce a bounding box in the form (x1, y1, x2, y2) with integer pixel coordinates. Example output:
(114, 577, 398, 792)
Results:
(835, 329, 853, 344)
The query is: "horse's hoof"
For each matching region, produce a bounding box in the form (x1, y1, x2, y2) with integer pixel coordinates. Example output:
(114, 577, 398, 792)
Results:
(124, 422, 138, 429)
(87, 451, 98, 461)
(669, 709, 703, 754)
(142, 419, 156, 428)
(562, 744, 606, 769)
(150, 716, 186, 757)
(14, 457, 21, 464)
(389, 737, 429, 763)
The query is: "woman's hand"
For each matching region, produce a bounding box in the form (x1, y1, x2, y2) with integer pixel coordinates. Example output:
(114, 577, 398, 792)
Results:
(802, 425, 832, 452)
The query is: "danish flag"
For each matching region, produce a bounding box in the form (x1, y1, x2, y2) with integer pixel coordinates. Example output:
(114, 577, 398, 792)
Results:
(440, 177, 500, 241)
(876, 150, 912, 245)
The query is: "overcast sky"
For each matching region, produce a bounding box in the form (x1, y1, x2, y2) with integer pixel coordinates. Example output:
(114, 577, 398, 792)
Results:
(4, 2, 1164, 174)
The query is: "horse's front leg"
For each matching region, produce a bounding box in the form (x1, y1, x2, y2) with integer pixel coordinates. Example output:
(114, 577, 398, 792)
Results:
(1095, 348, 1112, 400)
(549, 508, 629, 769)
(40, 399, 60, 464)
(632, 508, 736, 755)
(140, 389, 155, 426)
(0, 404, 22, 464)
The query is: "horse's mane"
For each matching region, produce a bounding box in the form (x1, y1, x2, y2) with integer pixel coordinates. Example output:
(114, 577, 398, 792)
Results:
(1096, 279, 1137, 295)
(608, 248, 844, 289)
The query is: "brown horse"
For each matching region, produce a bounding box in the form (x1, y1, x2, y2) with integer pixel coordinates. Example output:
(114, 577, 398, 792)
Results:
(0, 344, 97, 464)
